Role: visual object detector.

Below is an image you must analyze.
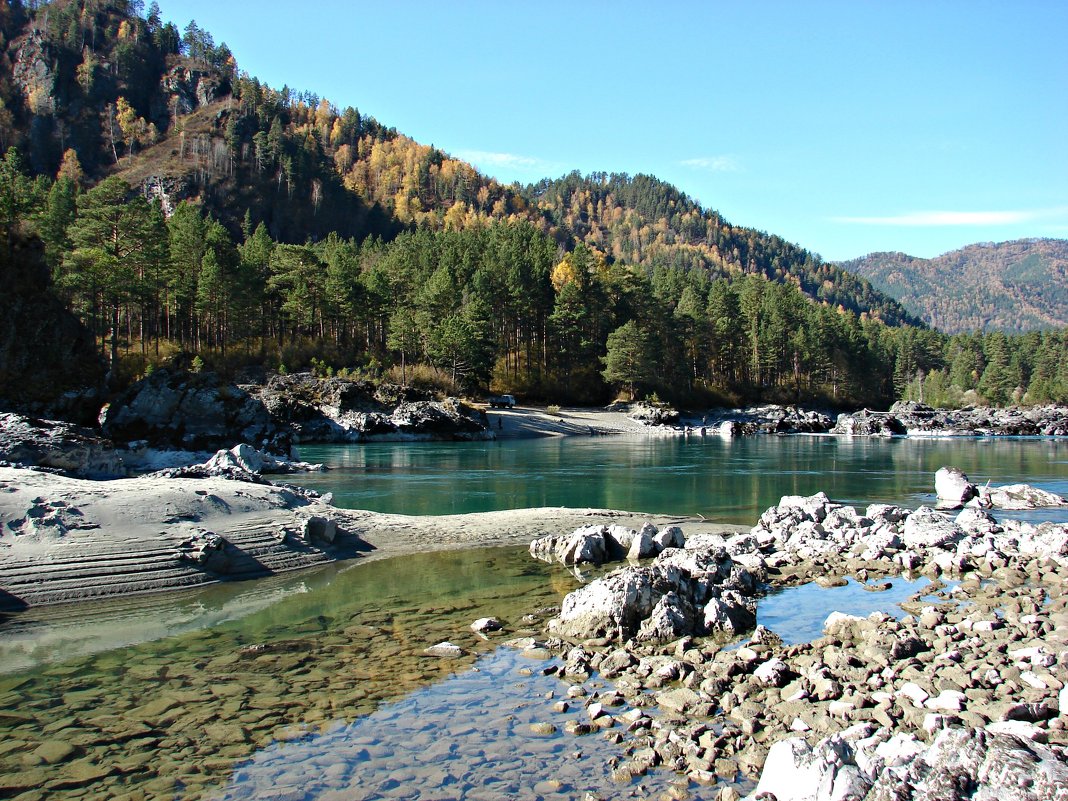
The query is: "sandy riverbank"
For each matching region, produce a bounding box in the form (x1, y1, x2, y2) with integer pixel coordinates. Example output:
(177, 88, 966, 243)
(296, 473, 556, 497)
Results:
(0, 465, 742, 609)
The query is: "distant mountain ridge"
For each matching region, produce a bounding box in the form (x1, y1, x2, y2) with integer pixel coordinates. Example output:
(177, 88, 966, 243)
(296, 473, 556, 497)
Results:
(840, 239, 1068, 334)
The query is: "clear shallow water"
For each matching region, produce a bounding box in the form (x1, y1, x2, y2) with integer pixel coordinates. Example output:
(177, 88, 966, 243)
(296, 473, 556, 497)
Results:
(757, 576, 957, 645)
(292, 435, 1068, 524)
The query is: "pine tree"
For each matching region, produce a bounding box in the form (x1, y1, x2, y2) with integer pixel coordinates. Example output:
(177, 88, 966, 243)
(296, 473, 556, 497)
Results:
(602, 320, 653, 400)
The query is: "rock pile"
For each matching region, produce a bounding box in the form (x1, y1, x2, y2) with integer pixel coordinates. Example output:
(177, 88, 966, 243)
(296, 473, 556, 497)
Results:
(833, 401, 1068, 437)
(249, 373, 490, 442)
(530, 522, 685, 566)
(526, 484, 1068, 798)
(0, 412, 125, 477)
(704, 405, 835, 436)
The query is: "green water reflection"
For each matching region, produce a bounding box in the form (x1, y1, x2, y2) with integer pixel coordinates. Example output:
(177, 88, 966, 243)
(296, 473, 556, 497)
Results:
(292, 435, 1068, 523)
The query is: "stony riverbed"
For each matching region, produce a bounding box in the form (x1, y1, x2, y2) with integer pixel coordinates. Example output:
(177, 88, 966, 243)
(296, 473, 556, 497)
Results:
(518, 492, 1068, 800)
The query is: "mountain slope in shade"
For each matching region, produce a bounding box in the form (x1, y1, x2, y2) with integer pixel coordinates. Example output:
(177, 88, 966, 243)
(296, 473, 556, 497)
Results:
(840, 238, 1068, 333)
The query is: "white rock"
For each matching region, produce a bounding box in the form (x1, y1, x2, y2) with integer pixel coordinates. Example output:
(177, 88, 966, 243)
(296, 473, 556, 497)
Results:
(556, 525, 607, 566)
(986, 720, 1048, 742)
(424, 642, 464, 658)
(925, 690, 966, 712)
(896, 682, 930, 706)
(754, 736, 870, 801)
(471, 617, 503, 634)
(902, 507, 965, 549)
(824, 611, 865, 634)
(874, 732, 926, 768)
(1020, 671, 1049, 690)
(626, 530, 658, 560)
(828, 700, 856, 717)
(605, 524, 637, 554)
(653, 525, 685, 550)
(754, 658, 790, 687)
(981, 483, 1067, 510)
(923, 713, 952, 734)
(935, 466, 977, 506)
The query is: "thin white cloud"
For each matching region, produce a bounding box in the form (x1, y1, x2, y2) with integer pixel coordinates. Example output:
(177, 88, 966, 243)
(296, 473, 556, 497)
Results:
(832, 207, 1068, 227)
(680, 155, 741, 173)
(454, 149, 542, 171)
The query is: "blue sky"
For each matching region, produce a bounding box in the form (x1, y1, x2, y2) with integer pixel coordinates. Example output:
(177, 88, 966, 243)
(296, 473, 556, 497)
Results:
(160, 1, 1067, 262)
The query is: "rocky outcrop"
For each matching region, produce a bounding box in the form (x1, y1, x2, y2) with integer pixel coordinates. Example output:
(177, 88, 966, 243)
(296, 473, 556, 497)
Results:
(834, 401, 1068, 437)
(139, 173, 194, 217)
(700, 405, 835, 436)
(831, 409, 907, 436)
(0, 412, 124, 477)
(978, 482, 1068, 510)
(201, 443, 322, 475)
(0, 236, 106, 424)
(156, 65, 225, 118)
(12, 30, 55, 115)
(528, 478, 1068, 797)
(752, 725, 1068, 801)
(152, 443, 325, 486)
(529, 521, 684, 567)
(249, 373, 490, 442)
(546, 543, 758, 642)
(750, 491, 1068, 574)
(626, 402, 681, 427)
(102, 368, 290, 454)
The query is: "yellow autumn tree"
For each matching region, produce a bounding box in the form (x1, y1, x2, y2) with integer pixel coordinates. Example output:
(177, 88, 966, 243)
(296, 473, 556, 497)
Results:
(442, 201, 468, 231)
(551, 255, 578, 291)
(115, 97, 147, 155)
(57, 148, 83, 186)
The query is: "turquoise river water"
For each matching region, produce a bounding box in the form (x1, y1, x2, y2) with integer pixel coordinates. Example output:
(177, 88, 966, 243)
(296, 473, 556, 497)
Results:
(2, 435, 1067, 801)
(291, 434, 1068, 524)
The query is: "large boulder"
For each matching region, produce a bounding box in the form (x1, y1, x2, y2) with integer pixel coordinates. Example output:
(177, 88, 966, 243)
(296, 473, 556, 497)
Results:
(935, 466, 977, 507)
(549, 564, 679, 640)
(101, 368, 290, 454)
(752, 727, 1068, 801)
(548, 548, 756, 641)
(754, 736, 870, 801)
(627, 402, 680, 427)
(831, 410, 906, 437)
(530, 521, 678, 568)
(902, 506, 965, 550)
(555, 525, 607, 566)
(977, 483, 1067, 510)
(865, 727, 1068, 801)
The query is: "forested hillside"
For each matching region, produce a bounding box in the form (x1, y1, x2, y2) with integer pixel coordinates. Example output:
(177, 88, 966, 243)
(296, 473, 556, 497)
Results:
(841, 239, 1068, 334)
(523, 173, 918, 327)
(1, 0, 1066, 410)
